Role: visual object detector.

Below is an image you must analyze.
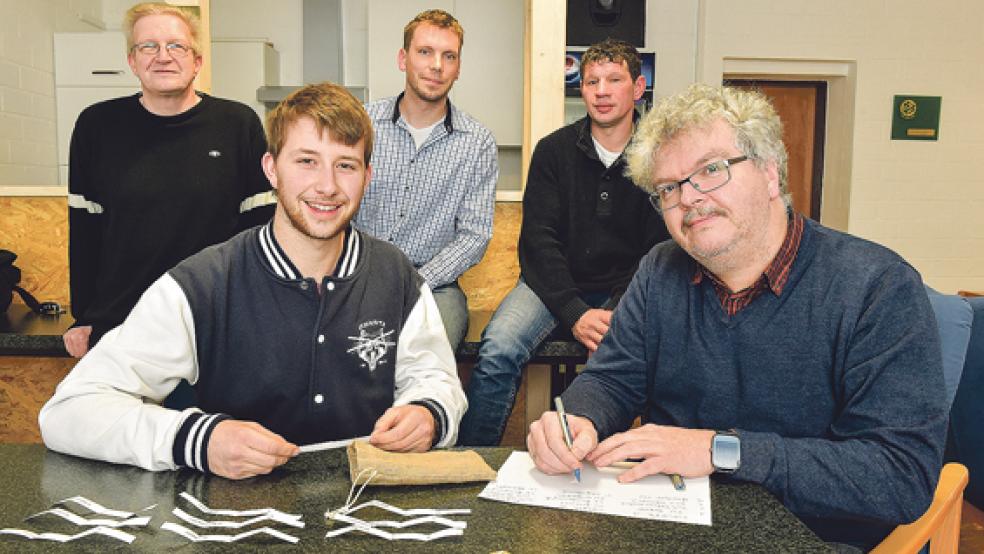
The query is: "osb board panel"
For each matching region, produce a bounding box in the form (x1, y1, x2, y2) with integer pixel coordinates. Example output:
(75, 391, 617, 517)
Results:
(461, 203, 521, 312)
(0, 197, 518, 313)
(0, 197, 69, 307)
(0, 357, 76, 444)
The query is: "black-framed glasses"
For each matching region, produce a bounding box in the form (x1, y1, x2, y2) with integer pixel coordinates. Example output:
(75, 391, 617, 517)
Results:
(648, 155, 749, 212)
(131, 41, 193, 58)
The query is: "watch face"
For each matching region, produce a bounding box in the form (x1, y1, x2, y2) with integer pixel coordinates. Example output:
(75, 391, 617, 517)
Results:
(712, 434, 740, 471)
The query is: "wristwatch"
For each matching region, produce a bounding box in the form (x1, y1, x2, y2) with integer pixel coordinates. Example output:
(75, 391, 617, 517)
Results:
(711, 429, 741, 473)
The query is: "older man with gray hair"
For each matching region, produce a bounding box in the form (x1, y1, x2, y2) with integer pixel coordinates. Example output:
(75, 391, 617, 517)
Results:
(526, 84, 946, 550)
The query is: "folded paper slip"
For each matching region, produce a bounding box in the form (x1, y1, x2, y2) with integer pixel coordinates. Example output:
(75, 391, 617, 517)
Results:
(347, 441, 497, 485)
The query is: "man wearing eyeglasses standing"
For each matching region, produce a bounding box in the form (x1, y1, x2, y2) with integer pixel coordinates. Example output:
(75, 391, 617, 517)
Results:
(527, 84, 946, 551)
(458, 39, 669, 446)
(63, 2, 274, 357)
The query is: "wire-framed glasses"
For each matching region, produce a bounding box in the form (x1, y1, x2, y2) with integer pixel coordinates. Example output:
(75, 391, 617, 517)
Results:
(648, 155, 749, 212)
(131, 41, 193, 58)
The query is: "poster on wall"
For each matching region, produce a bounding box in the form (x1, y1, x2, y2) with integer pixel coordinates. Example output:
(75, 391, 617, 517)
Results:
(891, 95, 941, 141)
(564, 50, 655, 109)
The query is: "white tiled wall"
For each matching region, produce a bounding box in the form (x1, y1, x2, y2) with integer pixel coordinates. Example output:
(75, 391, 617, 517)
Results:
(697, 0, 984, 292)
(0, 0, 100, 192)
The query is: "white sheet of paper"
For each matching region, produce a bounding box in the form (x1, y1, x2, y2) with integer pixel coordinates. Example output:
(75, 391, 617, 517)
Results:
(478, 452, 712, 526)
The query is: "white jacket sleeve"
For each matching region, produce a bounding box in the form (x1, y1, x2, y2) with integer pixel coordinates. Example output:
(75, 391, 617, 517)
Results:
(392, 284, 467, 447)
(39, 274, 202, 471)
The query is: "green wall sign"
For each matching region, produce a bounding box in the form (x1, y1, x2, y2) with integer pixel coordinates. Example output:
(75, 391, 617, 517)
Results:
(891, 95, 941, 141)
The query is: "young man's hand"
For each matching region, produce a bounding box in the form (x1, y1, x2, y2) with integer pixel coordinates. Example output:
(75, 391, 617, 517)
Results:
(207, 420, 299, 479)
(571, 309, 612, 352)
(63, 326, 92, 358)
(369, 405, 436, 452)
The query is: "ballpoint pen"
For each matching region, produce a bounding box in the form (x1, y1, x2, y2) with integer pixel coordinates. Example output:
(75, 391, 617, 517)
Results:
(610, 461, 686, 491)
(553, 396, 581, 483)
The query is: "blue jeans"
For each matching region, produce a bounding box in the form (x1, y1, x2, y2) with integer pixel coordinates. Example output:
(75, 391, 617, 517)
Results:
(431, 281, 469, 352)
(457, 279, 610, 446)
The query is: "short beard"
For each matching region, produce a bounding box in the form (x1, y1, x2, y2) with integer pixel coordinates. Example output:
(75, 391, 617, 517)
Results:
(283, 200, 345, 241)
(407, 78, 450, 104)
(680, 205, 740, 265)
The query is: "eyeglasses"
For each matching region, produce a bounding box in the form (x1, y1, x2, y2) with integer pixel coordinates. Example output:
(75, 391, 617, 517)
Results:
(131, 41, 193, 58)
(648, 156, 749, 212)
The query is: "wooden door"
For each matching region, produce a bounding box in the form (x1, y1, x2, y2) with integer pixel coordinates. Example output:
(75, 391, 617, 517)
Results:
(723, 80, 826, 220)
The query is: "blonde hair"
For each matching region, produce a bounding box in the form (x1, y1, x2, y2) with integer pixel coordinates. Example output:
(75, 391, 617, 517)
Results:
(403, 9, 464, 52)
(265, 82, 374, 164)
(124, 2, 202, 54)
(626, 84, 790, 206)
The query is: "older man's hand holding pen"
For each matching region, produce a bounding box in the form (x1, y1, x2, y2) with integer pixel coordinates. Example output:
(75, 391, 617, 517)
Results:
(526, 410, 598, 476)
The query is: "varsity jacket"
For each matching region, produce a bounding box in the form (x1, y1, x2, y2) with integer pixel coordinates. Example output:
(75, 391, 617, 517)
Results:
(40, 223, 466, 473)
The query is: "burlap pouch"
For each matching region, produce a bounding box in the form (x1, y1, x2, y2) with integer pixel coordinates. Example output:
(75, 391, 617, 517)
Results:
(346, 440, 497, 485)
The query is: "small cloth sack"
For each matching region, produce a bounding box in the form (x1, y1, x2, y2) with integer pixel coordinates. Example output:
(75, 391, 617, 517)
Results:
(346, 441, 497, 486)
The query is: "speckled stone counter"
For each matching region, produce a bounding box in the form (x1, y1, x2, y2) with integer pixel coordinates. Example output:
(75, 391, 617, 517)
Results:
(0, 445, 830, 553)
(0, 305, 71, 357)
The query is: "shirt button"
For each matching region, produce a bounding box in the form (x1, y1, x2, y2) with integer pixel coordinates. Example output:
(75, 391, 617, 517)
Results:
(326, 282, 335, 291)
(317, 334, 325, 344)
(604, 175, 611, 181)
(299, 282, 309, 290)
(314, 394, 324, 404)
(600, 191, 610, 200)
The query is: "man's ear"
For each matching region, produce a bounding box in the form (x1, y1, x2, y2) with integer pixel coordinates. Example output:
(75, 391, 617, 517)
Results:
(398, 48, 407, 72)
(192, 53, 203, 77)
(261, 152, 278, 190)
(633, 74, 646, 101)
(764, 159, 781, 199)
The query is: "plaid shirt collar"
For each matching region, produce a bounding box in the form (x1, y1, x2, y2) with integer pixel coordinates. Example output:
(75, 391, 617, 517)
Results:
(389, 91, 455, 134)
(691, 211, 804, 315)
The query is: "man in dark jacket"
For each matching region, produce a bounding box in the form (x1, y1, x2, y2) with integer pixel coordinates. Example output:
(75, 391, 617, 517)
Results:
(458, 39, 669, 446)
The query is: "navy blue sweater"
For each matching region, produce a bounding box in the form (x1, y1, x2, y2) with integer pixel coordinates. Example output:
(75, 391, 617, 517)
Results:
(563, 217, 947, 548)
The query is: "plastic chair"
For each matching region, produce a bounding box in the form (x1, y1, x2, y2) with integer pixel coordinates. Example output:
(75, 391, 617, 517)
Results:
(871, 462, 969, 554)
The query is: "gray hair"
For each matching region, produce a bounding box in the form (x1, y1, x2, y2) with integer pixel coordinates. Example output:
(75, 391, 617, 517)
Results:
(625, 84, 790, 206)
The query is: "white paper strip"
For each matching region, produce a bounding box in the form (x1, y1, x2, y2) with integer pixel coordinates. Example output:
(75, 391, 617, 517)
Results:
(26, 508, 150, 528)
(332, 512, 466, 530)
(161, 521, 299, 544)
(172, 507, 304, 529)
(54, 496, 135, 519)
(324, 523, 463, 541)
(341, 499, 471, 517)
(298, 435, 369, 453)
(0, 526, 135, 544)
(178, 492, 302, 522)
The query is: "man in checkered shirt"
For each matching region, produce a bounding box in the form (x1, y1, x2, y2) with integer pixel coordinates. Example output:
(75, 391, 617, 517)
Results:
(355, 9, 497, 351)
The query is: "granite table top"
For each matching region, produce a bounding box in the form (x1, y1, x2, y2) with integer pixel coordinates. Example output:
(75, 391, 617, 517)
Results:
(0, 444, 830, 553)
(0, 304, 71, 357)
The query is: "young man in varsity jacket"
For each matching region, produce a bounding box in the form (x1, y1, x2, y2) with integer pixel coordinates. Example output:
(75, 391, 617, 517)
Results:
(40, 82, 467, 480)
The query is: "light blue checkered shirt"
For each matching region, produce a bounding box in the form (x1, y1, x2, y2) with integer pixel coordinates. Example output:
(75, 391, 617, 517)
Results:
(355, 94, 498, 288)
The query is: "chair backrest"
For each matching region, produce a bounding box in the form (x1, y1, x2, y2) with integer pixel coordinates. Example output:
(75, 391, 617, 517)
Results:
(871, 462, 969, 554)
(924, 286, 973, 408)
(948, 295, 984, 508)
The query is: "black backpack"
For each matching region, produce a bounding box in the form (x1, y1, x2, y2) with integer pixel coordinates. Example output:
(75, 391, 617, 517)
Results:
(0, 249, 48, 314)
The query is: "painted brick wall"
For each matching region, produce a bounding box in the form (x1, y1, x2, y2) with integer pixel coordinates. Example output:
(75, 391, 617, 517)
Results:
(697, 0, 984, 292)
(0, 0, 101, 190)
